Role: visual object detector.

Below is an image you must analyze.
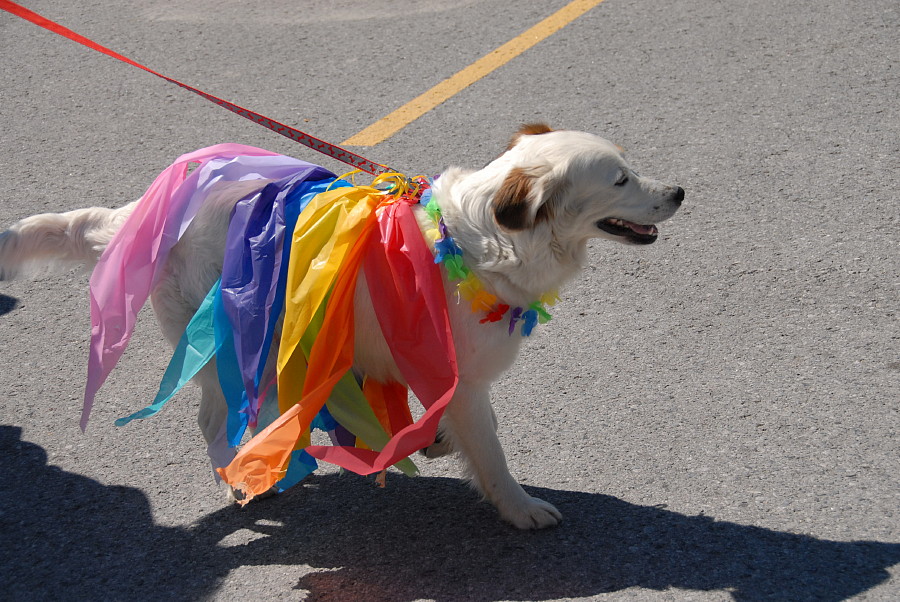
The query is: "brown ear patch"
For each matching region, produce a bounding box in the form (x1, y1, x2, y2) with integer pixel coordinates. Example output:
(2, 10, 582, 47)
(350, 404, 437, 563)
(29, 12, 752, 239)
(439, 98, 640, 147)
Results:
(506, 123, 554, 151)
(493, 167, 534, 231)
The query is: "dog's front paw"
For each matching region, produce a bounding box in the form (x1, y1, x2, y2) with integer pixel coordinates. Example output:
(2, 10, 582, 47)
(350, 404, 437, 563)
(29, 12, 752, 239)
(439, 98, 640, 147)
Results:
(499, 495, 562, 529)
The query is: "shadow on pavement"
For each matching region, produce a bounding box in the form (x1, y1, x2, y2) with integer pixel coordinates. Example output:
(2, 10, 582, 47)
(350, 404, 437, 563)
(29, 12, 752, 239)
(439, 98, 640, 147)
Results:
(0, 294, 18, 316)
(2, 425, 897, 601)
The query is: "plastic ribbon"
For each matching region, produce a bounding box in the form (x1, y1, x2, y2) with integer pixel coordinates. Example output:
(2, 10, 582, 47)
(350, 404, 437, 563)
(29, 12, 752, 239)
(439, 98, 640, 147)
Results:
(83, 146, 309, 430)
(276, 185, 384, 413)
(294, 290, 418, 478)
(303, 195, 459, 474)
(213, 286, 250, 445)
(275, 449, 320, 491)
(217, 189, 455, 498)
(363, 379, 413, 436)
(217, 186, 382, 500)
(219, 165, 335, 427)
(114, 279, 220, 426)
(260, 179, 351, 407)
(111, 162, 339, 429)
(93, 155, 454, 496)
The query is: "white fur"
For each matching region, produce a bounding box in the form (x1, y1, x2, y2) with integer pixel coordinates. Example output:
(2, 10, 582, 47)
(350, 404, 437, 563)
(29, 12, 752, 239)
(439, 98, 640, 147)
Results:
(0, 128, 682, 529)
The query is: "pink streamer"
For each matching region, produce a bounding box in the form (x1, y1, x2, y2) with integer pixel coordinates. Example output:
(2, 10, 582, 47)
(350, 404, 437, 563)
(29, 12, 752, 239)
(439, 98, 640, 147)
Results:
(82, 144, 286, 429)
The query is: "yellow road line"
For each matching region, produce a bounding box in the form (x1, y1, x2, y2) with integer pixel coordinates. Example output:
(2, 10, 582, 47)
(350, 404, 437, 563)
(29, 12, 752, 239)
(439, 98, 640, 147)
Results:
(342, 0, 607, 147)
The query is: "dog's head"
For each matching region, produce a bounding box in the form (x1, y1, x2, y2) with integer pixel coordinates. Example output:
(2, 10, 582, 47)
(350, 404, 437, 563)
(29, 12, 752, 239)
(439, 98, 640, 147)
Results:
(491, 124, 683, 246)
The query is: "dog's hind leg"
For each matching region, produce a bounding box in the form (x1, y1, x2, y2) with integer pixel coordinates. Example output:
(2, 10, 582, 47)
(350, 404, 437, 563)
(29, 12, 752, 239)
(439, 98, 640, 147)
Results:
(444, 382, 562, 529)
(194, 363, 235, 479)
(421, 428, 454, 459)
(149, 265, 238, 497)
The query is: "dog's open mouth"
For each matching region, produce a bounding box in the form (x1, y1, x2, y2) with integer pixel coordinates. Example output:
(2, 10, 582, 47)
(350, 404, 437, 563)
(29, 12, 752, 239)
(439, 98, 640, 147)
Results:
(596, 218, 659, 244)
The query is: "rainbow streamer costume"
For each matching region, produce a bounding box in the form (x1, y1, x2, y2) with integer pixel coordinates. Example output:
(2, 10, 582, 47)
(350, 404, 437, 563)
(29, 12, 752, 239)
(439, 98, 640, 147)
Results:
(83, 144, 554, 502)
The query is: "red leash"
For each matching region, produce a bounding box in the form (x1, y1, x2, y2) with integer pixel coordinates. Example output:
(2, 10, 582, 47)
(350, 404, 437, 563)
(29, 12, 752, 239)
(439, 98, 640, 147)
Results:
(0, 0, 393, 176)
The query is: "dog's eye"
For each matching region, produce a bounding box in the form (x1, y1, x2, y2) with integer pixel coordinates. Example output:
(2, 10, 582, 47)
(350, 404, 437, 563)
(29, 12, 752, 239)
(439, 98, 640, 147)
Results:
(615, 174, 629, 187)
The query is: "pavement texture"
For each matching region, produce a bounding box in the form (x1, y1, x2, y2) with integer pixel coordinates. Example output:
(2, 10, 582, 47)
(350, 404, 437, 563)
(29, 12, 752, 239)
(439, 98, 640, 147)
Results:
(0, 0, 897, 600)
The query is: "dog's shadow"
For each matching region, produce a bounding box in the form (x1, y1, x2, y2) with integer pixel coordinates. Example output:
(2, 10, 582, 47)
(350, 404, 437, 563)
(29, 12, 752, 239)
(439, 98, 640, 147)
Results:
(2, 425, 898, 601)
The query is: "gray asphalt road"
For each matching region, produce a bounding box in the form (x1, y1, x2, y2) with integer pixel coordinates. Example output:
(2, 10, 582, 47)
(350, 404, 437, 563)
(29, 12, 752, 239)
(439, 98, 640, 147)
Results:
(1, 0, 898, 600)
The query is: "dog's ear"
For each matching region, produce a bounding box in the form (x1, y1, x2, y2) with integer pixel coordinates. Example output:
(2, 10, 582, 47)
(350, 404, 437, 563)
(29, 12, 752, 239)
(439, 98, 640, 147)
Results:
(506, 123, 553, 151)
(494, 168, 534, 230)
(493, 167, 566, 231)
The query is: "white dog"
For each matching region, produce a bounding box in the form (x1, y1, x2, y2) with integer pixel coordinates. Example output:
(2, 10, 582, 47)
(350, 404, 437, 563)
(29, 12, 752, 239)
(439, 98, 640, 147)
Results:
(0, 124, 683, 529)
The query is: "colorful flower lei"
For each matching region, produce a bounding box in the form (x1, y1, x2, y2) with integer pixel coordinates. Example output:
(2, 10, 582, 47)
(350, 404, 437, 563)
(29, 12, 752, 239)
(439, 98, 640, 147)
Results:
(412, 179, 559, 336)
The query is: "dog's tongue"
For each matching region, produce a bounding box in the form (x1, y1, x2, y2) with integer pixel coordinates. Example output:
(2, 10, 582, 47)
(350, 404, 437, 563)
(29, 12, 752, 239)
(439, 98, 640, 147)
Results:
(624, 220, 658, 236)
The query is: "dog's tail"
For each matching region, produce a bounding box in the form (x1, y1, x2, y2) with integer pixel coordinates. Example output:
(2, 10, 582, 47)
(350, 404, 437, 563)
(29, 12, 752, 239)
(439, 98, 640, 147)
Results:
(0, 202, 135, 280)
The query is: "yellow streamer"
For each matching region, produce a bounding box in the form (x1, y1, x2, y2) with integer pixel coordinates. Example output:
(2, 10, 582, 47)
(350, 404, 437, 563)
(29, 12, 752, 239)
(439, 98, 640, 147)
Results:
(277, 186, 382, 412)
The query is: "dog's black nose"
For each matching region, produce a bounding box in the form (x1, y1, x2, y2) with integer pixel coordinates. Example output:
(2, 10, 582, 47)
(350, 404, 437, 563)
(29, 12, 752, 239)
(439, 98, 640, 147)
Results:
(672, 186, 685, 204)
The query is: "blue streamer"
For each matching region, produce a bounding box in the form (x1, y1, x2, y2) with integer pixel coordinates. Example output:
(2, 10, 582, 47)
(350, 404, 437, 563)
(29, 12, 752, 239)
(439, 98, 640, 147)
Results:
(219, 166, 335, 426)
(276, 449, 319, 492)
(213, 286, 250, 446)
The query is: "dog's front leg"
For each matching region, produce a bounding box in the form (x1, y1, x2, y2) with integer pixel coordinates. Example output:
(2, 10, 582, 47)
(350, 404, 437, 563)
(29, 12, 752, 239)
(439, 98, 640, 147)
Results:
(445, 382, 562, 529)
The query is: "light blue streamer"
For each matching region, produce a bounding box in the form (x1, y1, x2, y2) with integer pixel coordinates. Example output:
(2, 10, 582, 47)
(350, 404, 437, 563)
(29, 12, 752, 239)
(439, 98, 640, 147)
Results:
(115, 279, 221, 426)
